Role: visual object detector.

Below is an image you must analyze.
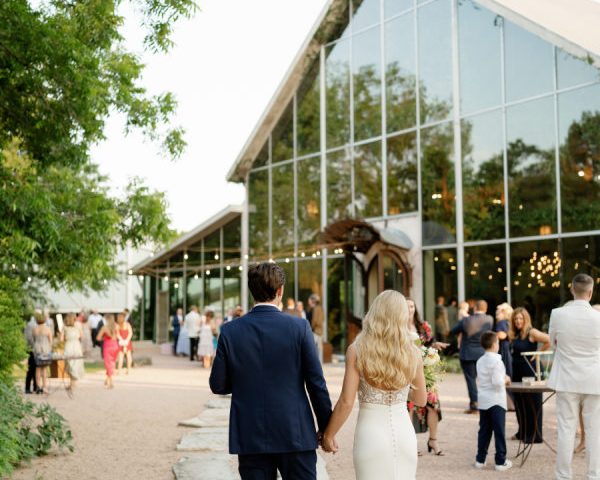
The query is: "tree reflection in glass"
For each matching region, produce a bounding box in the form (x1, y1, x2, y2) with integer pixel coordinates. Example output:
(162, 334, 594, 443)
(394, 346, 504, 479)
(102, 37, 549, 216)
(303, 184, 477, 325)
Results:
(464, 244, 507, 313)
(353, 25, 381, 141)
(561, 235, 600, 305)
(297, 156, 321, 247)
(271, 163, 294, 257)
(326, 39, 351, 148)
(248, 170, 269, 260)
(297, 60, 320, 157)
(354, 140, 382, 218)
(327, 148, 353, 222)
(272, 101, 294, 163)
(387, 131, 417, 215)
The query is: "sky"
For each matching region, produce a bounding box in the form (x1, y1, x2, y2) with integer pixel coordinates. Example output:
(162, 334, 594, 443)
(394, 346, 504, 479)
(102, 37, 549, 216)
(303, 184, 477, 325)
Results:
(92, 0, 327, 233)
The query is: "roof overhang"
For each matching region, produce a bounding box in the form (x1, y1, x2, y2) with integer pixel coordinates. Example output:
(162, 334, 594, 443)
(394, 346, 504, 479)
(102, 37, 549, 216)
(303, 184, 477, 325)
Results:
(226, 0, 600, 184)
(132, 205, 242, 275)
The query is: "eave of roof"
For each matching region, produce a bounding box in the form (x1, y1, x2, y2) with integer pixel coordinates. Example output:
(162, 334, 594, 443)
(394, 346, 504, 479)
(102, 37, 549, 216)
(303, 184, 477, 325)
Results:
(132, 205, 242, 274)
(226, 0, 600, 184)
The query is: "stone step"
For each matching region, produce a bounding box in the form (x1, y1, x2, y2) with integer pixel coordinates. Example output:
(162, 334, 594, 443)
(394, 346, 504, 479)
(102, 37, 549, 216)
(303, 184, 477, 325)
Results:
(179, 408, 229, 428)
(177, 427, 228, 452)
(206, 396, 231, 409)
(173, 453, 237, 480)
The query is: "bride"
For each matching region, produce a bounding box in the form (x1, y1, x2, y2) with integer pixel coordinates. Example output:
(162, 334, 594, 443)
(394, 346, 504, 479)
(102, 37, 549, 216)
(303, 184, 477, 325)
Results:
(322, 290, 427, 479)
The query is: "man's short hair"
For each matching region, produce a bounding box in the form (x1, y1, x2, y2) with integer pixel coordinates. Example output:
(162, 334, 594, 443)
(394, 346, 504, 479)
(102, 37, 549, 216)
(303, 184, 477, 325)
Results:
(480, 331, 498, 350)
(475, 299, 488, 313)
(572, 273, 594, 296)
(248, 263, 286, 303)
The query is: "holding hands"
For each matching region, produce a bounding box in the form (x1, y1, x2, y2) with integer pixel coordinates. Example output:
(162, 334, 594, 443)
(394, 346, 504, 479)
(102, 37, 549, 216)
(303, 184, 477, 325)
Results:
(321, 433, 339, 453)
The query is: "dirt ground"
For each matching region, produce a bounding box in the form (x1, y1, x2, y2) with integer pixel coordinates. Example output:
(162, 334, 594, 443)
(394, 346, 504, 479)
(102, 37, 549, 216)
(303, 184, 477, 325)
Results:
(13, 345, 588, 480)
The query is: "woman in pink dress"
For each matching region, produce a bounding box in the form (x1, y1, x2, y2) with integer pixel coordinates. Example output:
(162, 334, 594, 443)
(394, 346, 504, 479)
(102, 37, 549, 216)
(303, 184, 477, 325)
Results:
(96, 313, 119, 388)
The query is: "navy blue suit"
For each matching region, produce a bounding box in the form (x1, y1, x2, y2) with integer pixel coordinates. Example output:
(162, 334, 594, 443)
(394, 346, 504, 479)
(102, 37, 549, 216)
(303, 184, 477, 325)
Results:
(209, 304, 332, 478)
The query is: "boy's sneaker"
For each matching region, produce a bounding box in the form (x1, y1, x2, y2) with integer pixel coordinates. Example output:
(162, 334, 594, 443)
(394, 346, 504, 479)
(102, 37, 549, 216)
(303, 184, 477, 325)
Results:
(474, 461, 486, 469)
(495, 460, 513, 471)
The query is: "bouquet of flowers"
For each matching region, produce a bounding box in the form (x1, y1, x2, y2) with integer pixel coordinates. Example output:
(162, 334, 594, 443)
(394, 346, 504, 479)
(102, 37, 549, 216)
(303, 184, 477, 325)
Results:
(420, 345, 446, 403)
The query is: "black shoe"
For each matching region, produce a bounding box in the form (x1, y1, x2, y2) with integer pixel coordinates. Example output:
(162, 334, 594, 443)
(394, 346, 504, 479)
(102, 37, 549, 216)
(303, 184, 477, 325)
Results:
(25, 389, 32, 394)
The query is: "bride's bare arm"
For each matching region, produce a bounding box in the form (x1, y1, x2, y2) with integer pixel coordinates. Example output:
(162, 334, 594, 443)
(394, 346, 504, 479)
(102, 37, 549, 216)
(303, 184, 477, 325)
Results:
(409, 357, 427, 407)
(323, 345, 360, 452)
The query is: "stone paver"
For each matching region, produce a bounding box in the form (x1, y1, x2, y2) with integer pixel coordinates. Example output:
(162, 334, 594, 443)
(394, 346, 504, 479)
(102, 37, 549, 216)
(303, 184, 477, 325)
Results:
(173, 453, 238, 480)
(179, 408, 230, 428)
(206, 397, 232, 409)
(177, 427, 229, 451)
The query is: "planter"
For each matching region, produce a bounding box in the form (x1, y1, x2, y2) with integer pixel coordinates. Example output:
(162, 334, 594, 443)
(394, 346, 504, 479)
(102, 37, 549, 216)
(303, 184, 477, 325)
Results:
(50, 359, 66, 379)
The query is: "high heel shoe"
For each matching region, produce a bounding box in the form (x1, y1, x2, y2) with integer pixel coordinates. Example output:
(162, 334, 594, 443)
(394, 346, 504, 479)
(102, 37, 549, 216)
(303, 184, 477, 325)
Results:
(427, 438, 444, 456)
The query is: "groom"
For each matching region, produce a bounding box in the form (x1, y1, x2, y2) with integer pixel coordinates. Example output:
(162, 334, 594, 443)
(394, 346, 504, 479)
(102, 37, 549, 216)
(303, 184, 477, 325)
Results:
(210, 262, 332, 479)
(547, 273, 600, 480)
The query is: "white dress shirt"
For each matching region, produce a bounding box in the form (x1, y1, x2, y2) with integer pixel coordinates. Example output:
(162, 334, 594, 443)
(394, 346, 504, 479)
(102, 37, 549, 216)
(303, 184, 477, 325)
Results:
(88, 313, 103, 330)
(184, 311, 202, 338)
(476, 352, 507, 410)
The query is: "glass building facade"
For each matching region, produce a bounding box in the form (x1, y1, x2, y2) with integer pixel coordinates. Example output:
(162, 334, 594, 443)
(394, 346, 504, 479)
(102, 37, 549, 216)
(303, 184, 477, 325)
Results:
(238, 0, 600, 352)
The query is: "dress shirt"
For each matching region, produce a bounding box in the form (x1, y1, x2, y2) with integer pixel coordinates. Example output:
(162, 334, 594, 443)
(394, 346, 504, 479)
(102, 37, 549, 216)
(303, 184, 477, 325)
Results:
(184, 311, 202, 338)
(253, 302, 281, 310)
(476, 352, 507, 410)
(88, 313, 103, 330)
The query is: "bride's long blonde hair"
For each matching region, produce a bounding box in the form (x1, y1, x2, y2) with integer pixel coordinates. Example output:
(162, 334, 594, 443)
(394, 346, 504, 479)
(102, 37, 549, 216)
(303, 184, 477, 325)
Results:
(354, 290, 420, 391)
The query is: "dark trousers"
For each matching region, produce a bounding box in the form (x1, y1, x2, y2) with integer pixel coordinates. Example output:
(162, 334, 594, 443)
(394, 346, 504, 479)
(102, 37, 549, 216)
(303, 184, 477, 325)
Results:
(461, 359, 478, 408)
(189, 337, 199, 361)
(25, 351, 38, 392)
(173, 332, 179, 355)
(238, 450, 316, 480)
(513, 392, 543, 443)
(477, 405, 507, 465)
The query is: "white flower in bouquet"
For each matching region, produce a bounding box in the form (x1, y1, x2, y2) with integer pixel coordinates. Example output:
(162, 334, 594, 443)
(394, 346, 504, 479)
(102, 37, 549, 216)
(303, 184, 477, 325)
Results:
(422, 346, 440, 367)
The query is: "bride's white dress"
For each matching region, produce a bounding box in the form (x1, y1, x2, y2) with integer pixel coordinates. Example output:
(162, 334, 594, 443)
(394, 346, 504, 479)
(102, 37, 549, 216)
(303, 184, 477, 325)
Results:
(353, 378, 417, 479)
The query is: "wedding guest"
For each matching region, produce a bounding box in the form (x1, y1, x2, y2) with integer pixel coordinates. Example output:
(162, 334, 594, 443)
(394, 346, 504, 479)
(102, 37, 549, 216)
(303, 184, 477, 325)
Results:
(123, 308, 131, 323)
(88, 309, 104, 351)
(286, 298, 301, 318)
(458, 301, 470, 321)
(32, 312, 53, 395)
(296, 301, 307, 321)
(232, 305, 243, 320)
(434, 296, 450, 342)
(451, 300, 493, 413)
(407, 298, 448, 456)
(116, 313, 133, 374)
(185, 305, 202, 361)
(198, 310, 216, 368)
(308, 294, 324, 363)
(474, 331, 512, 471)
(494, 303, 513, 378)
(171, 308, 183, 355)
(62, 313, 84, 391)
(96, 314, 119, 389)
(508, 307, 550, 443)
(24, 313, 39, 394)
(77, 311, 93, 356)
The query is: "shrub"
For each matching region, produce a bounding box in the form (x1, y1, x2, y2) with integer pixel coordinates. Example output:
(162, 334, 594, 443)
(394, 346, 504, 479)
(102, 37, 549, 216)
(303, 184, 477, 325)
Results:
(0, 277, 27, 384)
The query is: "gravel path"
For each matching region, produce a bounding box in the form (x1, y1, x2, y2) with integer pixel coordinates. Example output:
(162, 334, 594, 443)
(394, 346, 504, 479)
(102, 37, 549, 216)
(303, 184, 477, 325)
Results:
(13, 348, 588, 480)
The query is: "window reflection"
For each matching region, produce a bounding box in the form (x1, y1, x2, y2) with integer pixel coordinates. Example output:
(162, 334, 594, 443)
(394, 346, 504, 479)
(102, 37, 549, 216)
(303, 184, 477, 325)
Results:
(253, 141, 269, 168)
(458, 0, 501, 114)
(297, 157, 321, 247)
(327, 148, 353, 222)
(328, 258, 355, 354)
(465, 244, 507, 313)
(278, 260, 296, 305)
(271, 163, 295, 256)
(352, 0, 380, 32)
(353, 25, 382, 141)
(297, 60, 321, 156)
(298, 259, 322, 308)
(558, 84, 600, 233)
(504, 21, 553, 102)
(385, 12, 417, 132)
(326, 39, 351, 148)
(387, 131, 418, 215)
(186, 275, 203, 311)
(248, 170, 269, 260)
(421, 122, 455, 245)
(272, 101, 294, 163)
(204, 271, 222, 318)
(223, 267, 241, 316)
(506, 97, 556, 238)
(561, 235, 600, 305)
(423, 248, 458, 329)
(418, 0, 453, 124)
(462, 110, 505, 241)
(557, 49, 600, 90)
(510, 239, 560, 330)
(203, 230, 221, 268)
(354, 140, 382, 218)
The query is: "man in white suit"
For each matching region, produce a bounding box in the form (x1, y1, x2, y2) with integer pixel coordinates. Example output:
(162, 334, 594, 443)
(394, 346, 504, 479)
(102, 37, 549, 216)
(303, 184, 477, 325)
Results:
(547, 273, 600, 480)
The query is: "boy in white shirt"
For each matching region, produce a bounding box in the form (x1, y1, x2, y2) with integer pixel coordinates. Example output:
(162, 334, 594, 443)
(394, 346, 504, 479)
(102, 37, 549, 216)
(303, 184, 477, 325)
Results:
(475, 331, 512, 471)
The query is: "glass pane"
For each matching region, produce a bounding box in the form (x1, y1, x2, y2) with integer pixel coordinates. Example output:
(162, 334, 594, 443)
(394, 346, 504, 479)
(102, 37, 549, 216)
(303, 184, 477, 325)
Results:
(353, 25, 382, 141)
(278, 260, 296, 306)
(169, 275, 184, 312)
(385, 12, 417, 132)
(423, 248, 458, 334)
(418, 0, 453, 124)
(421, 122, 455, 245)
(561, 235, 600, 305)
(248, 170, 269, 260)
(504, 21, 553, 102)
(185, 247, 202, 273)
(382, 255, 406, 292)
(352, 0, 380, 32)
(354, 140, 382, 218)
(326, 39, 351, 148)
(387, 131, 418, 215)
(507, 97, 556, 237)
(297, 157, 321, 247)
(458, 0, 501, 114)
(223, 266, 241, 318)
(327, 148, 353, 222)
(558, 84, 600, 233)
(510, 239, 560, 330)
(272, 101, 294, 163)
(557, 49, 600, 90)
(462, 109, 505, 241)
(271, 163, 294, 256)
(203, 269, 222, 318)
(253, 140, 269, 169)
(222, 219, 241, 263)
(465, 244, 507, 313)
(203, 230, 221, 267)
(327, 258, 353, 355)
(186, 275, 203, 310)
(385, 0, 413, 19)
(298, 259, 322, 313)
(297, 60, 321, 157)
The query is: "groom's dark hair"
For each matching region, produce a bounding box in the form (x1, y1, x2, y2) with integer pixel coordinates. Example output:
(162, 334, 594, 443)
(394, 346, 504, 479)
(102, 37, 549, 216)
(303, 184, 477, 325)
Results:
(248, 262, 286, 302)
